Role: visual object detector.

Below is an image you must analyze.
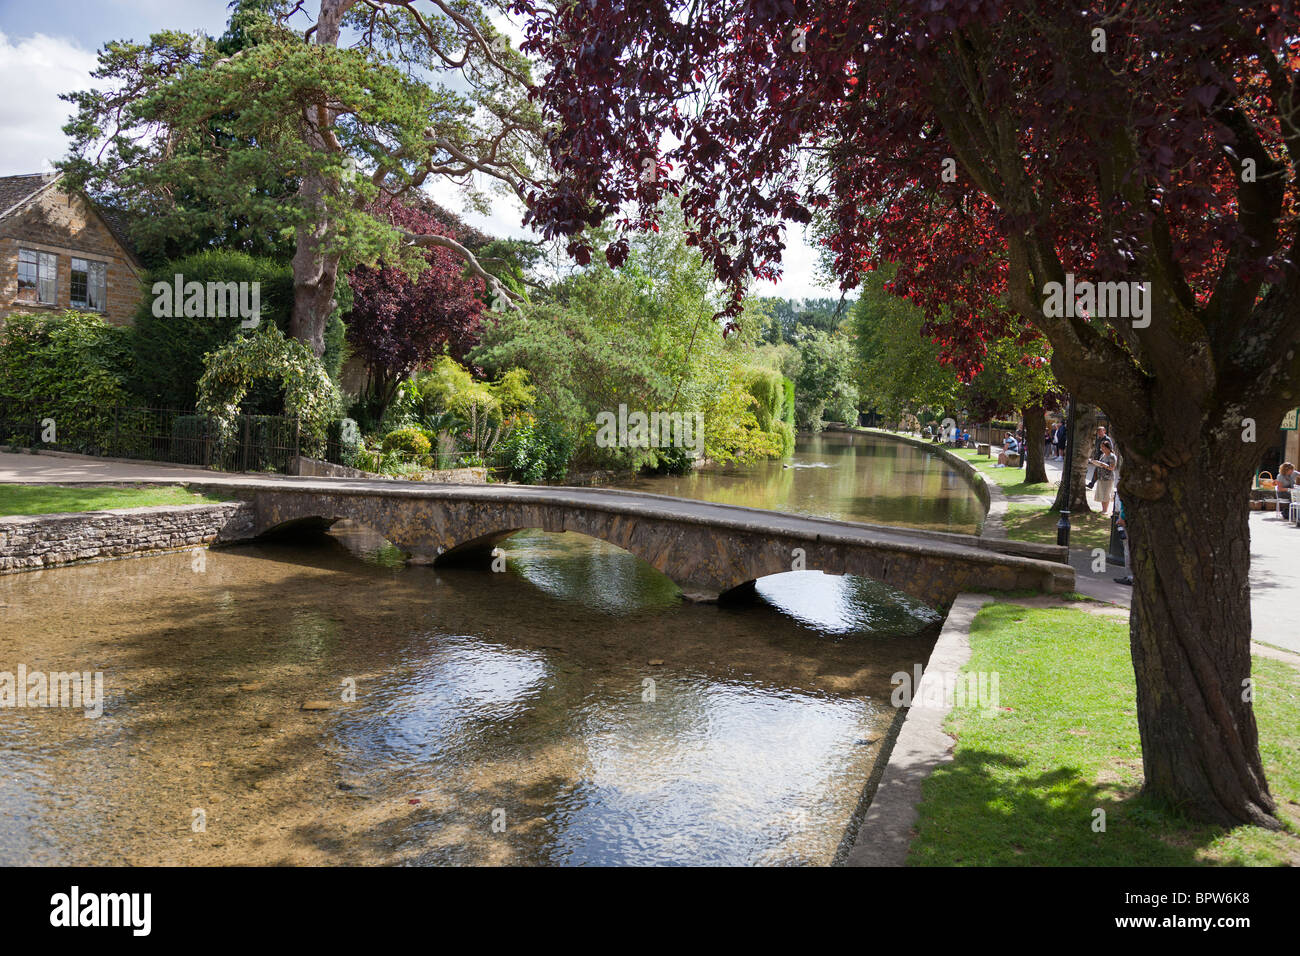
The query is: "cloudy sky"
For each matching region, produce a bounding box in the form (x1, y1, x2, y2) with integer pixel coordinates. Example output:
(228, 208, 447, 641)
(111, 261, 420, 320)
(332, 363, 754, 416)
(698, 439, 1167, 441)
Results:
(0, 0, 834, 298)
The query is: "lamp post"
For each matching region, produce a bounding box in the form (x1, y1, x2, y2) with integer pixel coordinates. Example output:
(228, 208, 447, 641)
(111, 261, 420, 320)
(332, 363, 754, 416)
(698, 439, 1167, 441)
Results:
(1057, 395, 1076, 547)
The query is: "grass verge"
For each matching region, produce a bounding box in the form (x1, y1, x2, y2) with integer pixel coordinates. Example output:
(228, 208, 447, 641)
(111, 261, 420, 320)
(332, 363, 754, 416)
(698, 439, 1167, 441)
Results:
(0, 484, 231, 516)
(1003, 500, 1114, 552)
(947, 447, 1056, 496)
(909, 602, 1300, 865)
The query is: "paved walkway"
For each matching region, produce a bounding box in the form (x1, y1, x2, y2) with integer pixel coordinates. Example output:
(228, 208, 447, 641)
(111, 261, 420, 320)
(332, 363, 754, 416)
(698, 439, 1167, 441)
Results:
(1001, 450, 1299, 653)
(0, 451, 290, 485)
(1247, 509, 1299, 654)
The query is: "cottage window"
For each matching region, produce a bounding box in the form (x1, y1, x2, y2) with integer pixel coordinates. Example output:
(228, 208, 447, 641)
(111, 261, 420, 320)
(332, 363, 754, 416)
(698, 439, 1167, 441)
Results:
(70, 257, 107, 311)
(17, 249, 57, 305)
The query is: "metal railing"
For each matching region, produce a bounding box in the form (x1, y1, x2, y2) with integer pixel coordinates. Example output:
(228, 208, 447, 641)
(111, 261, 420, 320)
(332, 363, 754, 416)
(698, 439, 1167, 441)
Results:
(0, 394, 510, 477)
(0, 395, 303, 474)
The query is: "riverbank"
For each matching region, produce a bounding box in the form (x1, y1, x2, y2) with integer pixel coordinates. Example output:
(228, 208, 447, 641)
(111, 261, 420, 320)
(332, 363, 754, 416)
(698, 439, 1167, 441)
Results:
(907, 600, 1300, 865)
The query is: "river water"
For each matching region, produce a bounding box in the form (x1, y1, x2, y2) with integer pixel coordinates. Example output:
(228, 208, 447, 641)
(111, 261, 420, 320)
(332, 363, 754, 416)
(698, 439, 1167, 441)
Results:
(0, 432, 979, 866)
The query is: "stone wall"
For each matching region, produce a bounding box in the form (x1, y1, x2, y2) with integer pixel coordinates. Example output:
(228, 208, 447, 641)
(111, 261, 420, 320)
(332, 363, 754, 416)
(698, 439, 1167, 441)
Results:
(292, 456, 374, 479)
(0, 502, 256, 574)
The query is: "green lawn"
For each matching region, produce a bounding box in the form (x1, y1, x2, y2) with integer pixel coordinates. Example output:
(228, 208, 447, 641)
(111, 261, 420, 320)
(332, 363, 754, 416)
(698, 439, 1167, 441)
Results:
(909, 603, 1300, 865)
(0, 484, 231, 516)
(1002, 499, 1114, 551)
(948, 447, 1056, 496)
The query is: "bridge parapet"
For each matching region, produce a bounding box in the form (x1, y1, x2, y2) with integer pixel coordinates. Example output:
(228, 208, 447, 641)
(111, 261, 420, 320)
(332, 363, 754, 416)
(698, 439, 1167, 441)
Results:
(239, 481, 1074, 608)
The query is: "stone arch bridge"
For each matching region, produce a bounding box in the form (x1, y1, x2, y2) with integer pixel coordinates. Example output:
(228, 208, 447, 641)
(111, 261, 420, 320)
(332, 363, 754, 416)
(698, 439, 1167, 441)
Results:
(209, 478, 1073, 607)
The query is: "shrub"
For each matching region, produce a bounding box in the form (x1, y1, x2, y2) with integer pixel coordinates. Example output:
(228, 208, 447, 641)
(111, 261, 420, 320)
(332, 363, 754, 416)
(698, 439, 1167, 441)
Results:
(0, 311, 135, 450)
(351, 445, 381, 473)
(649, 443, 696, 476)
(130, 250, 294, 408)
(196, 324, 341, 455)
(497, 415, 575, 483)
(395, 357, 537, 459)
(381, 426, 432, 460)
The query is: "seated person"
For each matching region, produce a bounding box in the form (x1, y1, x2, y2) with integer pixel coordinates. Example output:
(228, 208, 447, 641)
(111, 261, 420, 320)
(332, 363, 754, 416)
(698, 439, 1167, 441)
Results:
(1277, 462, 1296, 516)
(996, 432, 1019, 466)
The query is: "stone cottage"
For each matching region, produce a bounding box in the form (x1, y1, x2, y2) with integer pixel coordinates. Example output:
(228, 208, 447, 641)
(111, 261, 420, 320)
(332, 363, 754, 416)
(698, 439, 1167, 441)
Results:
(0, 172, 144, 325)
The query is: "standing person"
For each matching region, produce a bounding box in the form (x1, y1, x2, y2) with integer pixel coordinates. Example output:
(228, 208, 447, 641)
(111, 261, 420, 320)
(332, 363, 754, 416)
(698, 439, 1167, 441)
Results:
(1113, 493, 1133, 586)
(1277, 462, 1297, 517)
(1089, 439, 1118, 513)
(1086, 425, 1109, 488)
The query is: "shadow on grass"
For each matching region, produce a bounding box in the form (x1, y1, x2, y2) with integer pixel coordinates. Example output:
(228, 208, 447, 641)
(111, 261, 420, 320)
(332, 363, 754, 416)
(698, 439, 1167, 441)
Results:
(1003, 503, 1112, 551)
(908, 747, 1215, 866)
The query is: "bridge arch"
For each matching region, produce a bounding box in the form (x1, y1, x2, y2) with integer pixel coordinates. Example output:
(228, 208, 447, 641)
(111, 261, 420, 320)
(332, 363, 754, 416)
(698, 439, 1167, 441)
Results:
(238, 483, 1073, 607)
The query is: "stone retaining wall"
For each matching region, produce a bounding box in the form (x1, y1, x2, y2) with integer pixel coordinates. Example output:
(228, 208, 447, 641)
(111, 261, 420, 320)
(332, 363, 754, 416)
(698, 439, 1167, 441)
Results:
(0, 502, 256, 573)
(841, 592, 988, 866)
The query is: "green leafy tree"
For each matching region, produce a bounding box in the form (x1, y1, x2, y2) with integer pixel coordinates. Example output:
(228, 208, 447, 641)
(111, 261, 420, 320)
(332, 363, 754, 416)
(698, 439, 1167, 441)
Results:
(967, 337, 1059, 485)
(130, 250, 294, 408)
(472, 202, 782, 470)
(753, 296, 853, 344)
(850, 269, 964, 425)
(792, 327, 859, 431)
(60, 0, 539, 356)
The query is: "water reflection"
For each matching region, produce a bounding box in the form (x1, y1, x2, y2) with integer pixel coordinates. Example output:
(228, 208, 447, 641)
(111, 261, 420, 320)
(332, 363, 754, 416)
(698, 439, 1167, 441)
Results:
(613, 431, 983, 533)
(0, 433, 956, 866)
(755, 571, 942, 638)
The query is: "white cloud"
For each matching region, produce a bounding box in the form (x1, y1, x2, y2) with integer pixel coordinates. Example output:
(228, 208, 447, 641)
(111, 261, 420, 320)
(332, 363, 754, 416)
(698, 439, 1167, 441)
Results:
(0, 31, 97, 176)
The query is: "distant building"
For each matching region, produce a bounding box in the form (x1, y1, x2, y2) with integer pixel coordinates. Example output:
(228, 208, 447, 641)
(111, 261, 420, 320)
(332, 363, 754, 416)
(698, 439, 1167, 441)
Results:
(0, 172, 144, 325)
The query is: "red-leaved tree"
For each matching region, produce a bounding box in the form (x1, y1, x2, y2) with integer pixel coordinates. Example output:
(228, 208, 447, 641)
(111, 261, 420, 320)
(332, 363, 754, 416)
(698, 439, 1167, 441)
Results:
(516, 0, 1300, 827)
(346, 199, 486, 417)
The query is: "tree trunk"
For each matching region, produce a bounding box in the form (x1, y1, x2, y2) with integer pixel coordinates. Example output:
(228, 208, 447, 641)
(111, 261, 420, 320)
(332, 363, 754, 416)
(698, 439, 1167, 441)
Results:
(1022, 403, 1048, 485)
(1051, 401, 1094, 513)
(289, 175, 340, 358)
(287, 0, 349, 358)
(1125, 461, 1278, 828)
